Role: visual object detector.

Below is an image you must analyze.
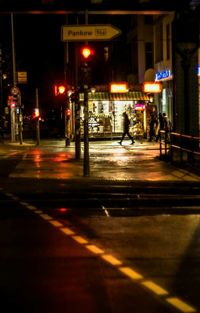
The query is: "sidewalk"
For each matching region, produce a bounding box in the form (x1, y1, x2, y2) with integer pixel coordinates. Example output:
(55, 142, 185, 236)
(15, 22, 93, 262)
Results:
(1, 138, 200, 182)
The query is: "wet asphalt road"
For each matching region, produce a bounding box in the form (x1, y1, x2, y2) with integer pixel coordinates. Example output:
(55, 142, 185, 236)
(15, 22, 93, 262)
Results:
(0, 140, 200, 312)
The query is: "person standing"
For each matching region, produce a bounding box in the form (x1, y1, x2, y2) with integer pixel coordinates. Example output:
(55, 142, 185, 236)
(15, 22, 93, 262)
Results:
(148, 112, 157, 142)
(156, 112, 164, 142)
(163, 112, 172, 142)
(119, 112, 135, 145)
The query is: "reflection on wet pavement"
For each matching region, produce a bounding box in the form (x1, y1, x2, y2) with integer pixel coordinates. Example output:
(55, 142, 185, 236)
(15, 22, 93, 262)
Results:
(9, 140, 200, 181)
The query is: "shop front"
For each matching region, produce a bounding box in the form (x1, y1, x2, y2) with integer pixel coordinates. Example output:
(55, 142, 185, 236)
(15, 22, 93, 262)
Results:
(79, 91, 150, 138)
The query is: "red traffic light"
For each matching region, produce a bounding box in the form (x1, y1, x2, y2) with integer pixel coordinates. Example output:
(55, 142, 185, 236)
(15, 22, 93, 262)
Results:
(58, 85, 66, 94)
(33, 108, 40, 118)
(65, 108, 71, 117)
(81, 46, 94, 59)
(54, 84, 67, 96)
(10, 102, 16, 108)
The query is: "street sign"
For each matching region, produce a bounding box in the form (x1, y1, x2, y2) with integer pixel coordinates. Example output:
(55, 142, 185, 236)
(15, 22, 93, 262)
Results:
(61, 24, 121, 41)
(17, 71, 27, 84)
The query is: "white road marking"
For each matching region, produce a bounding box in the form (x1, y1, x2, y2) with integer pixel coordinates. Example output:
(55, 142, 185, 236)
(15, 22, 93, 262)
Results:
(102, 205, 110, 217)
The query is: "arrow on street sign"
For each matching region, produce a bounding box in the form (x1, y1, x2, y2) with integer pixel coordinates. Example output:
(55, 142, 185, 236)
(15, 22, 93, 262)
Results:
(61, 24, 121, 41)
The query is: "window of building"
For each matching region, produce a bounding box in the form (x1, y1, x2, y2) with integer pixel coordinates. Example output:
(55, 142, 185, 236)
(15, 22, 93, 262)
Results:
(155, 22, 163, 63)
(144, 15, 153, 25)
(166, 23, 170, 60)
(145, 42, 153, 69)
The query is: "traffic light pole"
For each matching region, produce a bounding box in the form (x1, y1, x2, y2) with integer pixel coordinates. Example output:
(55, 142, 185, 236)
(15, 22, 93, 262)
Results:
(11, 13, 16, 142)
(18, 93, 23, 145)
(83, 83, 90, 176)
(35, 88, 40, 146)
(75, 97, 81, 159)
(75, 46, 81, 160)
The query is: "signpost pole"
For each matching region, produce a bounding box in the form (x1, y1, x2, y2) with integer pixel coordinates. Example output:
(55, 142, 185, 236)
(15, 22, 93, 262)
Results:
(83, 82, 89, 177)
(35, 88, 40, 146)
(11, 13, 16, 142)
(18, 93, 23, 144)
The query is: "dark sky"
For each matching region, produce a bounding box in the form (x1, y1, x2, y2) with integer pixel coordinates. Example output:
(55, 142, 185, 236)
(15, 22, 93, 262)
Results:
(14, 14, 65, 89)
(0, 13, 131, 112)
(0, 14, 65, 108)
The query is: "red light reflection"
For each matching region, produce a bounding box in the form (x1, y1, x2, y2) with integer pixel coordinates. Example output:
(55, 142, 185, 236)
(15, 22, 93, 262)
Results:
(58, 207, 69, 214)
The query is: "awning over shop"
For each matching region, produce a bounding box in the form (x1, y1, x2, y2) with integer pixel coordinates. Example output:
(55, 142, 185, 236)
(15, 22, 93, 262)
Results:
(79, 91, 149, 101)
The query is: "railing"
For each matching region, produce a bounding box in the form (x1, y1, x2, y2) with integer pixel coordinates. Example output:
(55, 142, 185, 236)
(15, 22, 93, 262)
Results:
(159, 131, 200, 168)
(159, 130, 170, 158)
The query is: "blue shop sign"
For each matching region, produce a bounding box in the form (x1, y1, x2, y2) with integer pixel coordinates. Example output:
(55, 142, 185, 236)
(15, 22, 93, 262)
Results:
(155, 69, 172, 81)
(197, 66, 200, 76)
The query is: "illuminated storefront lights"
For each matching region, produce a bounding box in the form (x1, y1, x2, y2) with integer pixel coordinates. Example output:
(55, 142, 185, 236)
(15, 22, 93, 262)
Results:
(110, 82, 128, 93)
(143, 82, 162, 93)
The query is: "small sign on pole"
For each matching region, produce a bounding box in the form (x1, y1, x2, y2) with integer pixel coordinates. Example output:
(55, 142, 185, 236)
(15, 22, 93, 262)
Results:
(17, 71, 27, 84)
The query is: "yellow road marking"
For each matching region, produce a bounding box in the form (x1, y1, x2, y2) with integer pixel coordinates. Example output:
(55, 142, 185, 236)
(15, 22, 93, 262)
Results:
(86, 245, 104, 254)
(49, 220, 63, 227)
(101, 254, 122, 266)
(60, 227, 75, 236)
(35, 210, 43, 214)
(5, 192, 197, 313)
(11, 196, 19, 201)
(20, 201, 29, 206)
(26, 204, 37, 210)
(72, 235, 88, 244)
(40, 214, 52, 221)
(142, 280, 168, 296)
(119, 267, 143, 280)
(5, 192, 13, 197)
(166, 297, 197, 313)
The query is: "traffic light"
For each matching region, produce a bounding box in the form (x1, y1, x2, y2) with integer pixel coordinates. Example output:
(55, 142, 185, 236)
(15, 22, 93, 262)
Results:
(54, 84, 67, 96)
(33, 108, 40, 118)
(10, 102, 16, 109)
(80, 45, 94, 60)
(65, 108, 71, 117)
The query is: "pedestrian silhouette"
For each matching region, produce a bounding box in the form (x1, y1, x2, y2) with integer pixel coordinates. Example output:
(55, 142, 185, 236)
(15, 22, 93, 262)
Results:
(163, 113, 172, 142)
(148, 112, 158, 142)
(119, 112, 135, 145)
(156, 112, 164, 142)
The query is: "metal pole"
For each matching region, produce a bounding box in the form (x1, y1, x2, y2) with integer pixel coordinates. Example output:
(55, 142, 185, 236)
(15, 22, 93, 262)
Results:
(18, 93, 23, 144)
(83, 9, 90, 176)
(11, 13, 16, 142)
(75, 45, 81, 159)
(74, 14, 81, 159)
(35, 88, 40, 145)
(0, 46, 3, 117)
(64, 15, 70, 147)
(83, 83, 89, 176)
